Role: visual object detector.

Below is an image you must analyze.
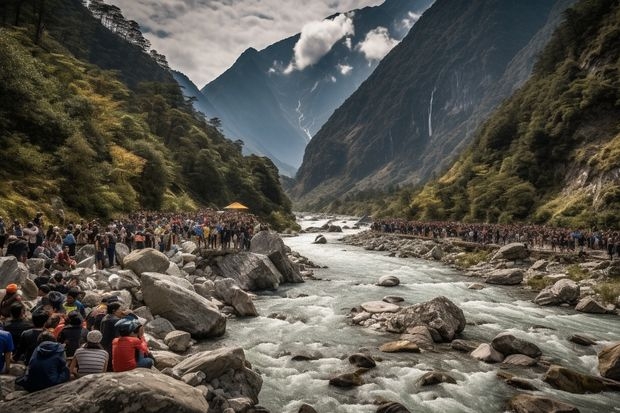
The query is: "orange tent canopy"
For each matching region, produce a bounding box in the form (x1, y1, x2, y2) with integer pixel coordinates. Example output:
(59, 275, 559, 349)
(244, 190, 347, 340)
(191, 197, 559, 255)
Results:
(223, 202, 249, 210)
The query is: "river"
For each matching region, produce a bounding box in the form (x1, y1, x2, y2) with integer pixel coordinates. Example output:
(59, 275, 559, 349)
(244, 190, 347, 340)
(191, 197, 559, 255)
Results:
(213, 217, 620, 413)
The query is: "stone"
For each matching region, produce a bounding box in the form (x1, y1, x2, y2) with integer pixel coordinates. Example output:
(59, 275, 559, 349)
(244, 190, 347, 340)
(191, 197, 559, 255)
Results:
(150, 350, 184, 369)
(183, 261, 196, 274)
(376, 402, 411, 413)
(402, 325, 435, 349)
(144, 317, 176, 340)
(608, 260, 620, 277)
(496, 371, 538, 391)
(214, 278, 238, 304)
(75, 244, 96, 263)
(361, 301, 400, 313)
(471, 343, 504, 363)
(379, 340, 420, 353)
(298, 404, 318, 413)
(230, 288, 258, 317)
(115, 243, 131, 266)
(182, 371, 206, 386)
(429, 245, 444, 260)
(108, 269, 141, 290)
(530, 259, 549, 271)
(180, 241, 198, 254)
(568, 334, 597, 346)
(328, 371, 364, 388)
(468, 283, 485, 290)
(491, 243, 529, 261)
(383, 296, 404, 303)
(575, 297, 607, 314)
(491, 332, 542, 358)
(164, 330, 192, 353)
(451, 339, 477, 353)
(313, 235, 327, 244)
(0, 256, 26, 287)
(0, 370, 210, 413)
(599, 342, 620, 380)
(485, 268, 524, 285)
(348, 353, 376, 368)
(502, 354, 537, 367)
(543, 365, 620, 393)
(214, 252, 284, 291)
(133, 306, 154, 323)
(377, 275, 400, 287)
(417, 371, 457, 386)
(81, 290, 103, 308)
(250, 231, 304, 284)
(385, 296, 466, 342)
(26, 258, 46, 275)
(534, 279, 580, 306)
(507, 394, 580, 413)
(123, 248, 170, 275)
(141, 272, 226, 338)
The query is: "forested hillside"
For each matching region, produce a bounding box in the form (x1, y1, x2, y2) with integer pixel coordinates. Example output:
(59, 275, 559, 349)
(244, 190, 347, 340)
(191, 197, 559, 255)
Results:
(351, 0, 619, 228)
(0, 0, 295, 229)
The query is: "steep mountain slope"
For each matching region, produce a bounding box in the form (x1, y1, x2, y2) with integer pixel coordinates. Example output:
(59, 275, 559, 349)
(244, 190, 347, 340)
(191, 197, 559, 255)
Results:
(409, 0, 620, 228)
(199, 0, 434, 176)
(172, 70, 218, 119)
(0, 1, 295, 229)
(292, 0, 571, 207)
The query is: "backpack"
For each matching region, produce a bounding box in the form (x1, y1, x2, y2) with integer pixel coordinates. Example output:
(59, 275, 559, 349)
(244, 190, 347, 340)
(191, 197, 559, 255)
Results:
(107, 233, 117, 245)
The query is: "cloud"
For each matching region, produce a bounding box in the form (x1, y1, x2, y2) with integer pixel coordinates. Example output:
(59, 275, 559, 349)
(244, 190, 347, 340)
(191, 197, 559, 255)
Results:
(400, 11, 422, 31)
(107, 0, 383, 87)
(337, 63, 353, 75)
(356, 26, 399, 62)
(285, 13, 354, 73)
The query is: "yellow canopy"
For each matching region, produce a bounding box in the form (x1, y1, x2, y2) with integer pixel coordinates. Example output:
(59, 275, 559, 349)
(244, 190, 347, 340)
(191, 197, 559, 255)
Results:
(223, 202, 249, 210)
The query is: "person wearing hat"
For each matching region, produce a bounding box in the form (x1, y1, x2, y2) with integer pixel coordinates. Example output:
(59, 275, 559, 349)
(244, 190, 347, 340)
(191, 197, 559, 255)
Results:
(69, 329, 108, 378)
(111, 318, 153, 372)
(0, 283, 22, 319)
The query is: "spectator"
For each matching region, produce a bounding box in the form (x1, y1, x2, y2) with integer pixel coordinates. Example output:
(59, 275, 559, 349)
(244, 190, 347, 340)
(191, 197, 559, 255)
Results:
(16, 332, 69, 392)
(14, 310, 49, 364)
(69, 330, 108, 378)
(112, 318, 153, 372)
(55, 245, 76, 270)
(3, 303, 33, 346)
(100, 301, 123, 369)
(63, 289, 86, 318)
(0, 283, 22, 319)
(57, 311, 87, 357)
(0, 325, 13, 374)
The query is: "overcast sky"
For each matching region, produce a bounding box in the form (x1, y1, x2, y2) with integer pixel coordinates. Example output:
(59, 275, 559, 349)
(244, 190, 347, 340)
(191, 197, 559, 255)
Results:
(107, 0, 385, 88)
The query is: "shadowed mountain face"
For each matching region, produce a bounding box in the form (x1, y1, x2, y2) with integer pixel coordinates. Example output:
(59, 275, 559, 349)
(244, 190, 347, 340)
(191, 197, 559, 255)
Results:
(196, 0, 435, 176)
(292, 0, 573, 206)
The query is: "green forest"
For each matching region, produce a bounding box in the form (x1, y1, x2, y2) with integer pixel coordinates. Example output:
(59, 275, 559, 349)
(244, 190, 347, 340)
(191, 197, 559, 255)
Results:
(324, 0, 620, 229)
(0, 0, 295, 229)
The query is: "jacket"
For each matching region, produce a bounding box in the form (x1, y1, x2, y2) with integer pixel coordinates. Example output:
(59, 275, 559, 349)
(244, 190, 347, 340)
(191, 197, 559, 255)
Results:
(20, 341, 69, 392)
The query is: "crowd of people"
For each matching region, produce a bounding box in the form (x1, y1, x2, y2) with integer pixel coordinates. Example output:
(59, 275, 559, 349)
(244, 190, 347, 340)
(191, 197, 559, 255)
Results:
(0, 207, 262, 391)
(371, 219, 620, 259)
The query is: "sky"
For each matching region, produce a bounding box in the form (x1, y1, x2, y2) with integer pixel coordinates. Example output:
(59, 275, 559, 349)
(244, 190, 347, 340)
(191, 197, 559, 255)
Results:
(107, 0, 385, 88)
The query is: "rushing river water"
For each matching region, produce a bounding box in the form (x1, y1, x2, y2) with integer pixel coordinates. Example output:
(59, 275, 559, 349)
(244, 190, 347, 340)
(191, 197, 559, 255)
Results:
(212, 218, 620, 413)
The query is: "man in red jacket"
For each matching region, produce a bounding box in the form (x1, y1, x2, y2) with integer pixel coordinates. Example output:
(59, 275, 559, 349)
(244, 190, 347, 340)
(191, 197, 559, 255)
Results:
(111, 318, 153, 372)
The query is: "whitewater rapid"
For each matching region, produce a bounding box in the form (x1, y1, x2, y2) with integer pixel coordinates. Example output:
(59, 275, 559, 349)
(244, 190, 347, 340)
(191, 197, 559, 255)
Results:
(207, 218, 620, 413)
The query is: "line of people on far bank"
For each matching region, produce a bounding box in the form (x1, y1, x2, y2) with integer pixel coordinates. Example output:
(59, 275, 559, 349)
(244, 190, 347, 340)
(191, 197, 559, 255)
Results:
(371, 219, 620, 259)
(1, 278, 153, 392)
(0, 209, 260, 270)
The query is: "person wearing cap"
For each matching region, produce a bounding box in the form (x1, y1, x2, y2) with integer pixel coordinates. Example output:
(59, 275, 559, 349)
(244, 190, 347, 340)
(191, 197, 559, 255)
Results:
(0, 283, 22, 319)
(69, 330, 108, 378)
(112, 318, 153, 372)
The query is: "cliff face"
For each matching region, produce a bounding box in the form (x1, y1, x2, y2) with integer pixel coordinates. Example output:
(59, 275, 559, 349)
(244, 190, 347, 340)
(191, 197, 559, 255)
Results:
(292, 0, 572, 207)
(200, 0, 435, 176)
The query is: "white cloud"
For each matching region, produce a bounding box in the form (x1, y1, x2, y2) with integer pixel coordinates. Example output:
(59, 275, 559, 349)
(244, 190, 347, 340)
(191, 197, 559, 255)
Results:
(401, 11, 422, 31)
(356, 26, 399, 62)
(337, 63, 353, 75)
(344, 37, 352, 50)
(107, 0, 383, 87)
(330, 76, 337, 83)
(285, 13, 354, 73)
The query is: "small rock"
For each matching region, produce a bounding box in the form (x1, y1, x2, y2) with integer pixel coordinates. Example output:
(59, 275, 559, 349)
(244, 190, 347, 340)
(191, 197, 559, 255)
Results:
(379, 340, 420, 353)
(348, 353, 376, 368)
(568, 334, 597, 346)
(417, 371, 457, 386)
(471, 343, 504, 363)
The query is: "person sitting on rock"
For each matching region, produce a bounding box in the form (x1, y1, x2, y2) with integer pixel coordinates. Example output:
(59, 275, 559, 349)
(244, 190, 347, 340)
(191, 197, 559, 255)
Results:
(69, 330, 108, 378)
(63, 289, 86, 318)
(0, 324, 14, 374)
(57, 311, 87, 358)
(100, 301, 123, 369)
(55, 245, 76, 270)
(112, 318, 153, 372)
(14, 309, 49, 364)
(3, 303, 33, 347)
(16, 332, 69, 392)
(46, 290, 66, 315)
(86, 295, 116, 331)
(0, 283, 22, 319)
(50, 272, 68, 294)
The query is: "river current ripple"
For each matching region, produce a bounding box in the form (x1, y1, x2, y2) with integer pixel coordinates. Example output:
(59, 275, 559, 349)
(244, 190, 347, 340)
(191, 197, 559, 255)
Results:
(208, 218, 620, 413)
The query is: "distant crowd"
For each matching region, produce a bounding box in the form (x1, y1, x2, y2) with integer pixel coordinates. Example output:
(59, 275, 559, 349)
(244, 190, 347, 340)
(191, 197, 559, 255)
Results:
(0, 208, 262, 389)
(371, 219, 620, 259)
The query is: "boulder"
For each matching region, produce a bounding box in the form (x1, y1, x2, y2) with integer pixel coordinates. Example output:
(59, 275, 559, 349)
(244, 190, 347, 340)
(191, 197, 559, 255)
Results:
(0, 369, 209, 413)
(417, 371, 457, 386)
(485, 269, 524, 285)
(568, 334, 597, 346)
(451, 339, 478, 353)
(141, 272, 226, 338)
(180, 241, 198, 254)
(507, 394, 580, 413)
(383, 296, 404, 303)
(75, 244, 96, 263)
(150, 350, 184, 369)
(385, 296, 466, 342)
(164, 330, 192, 353)
(133, 306, 154, 323)
(471, 343, 504, 363)
(543, 365, 620, 393)
(491, 243, 529, 261)
(144, 317, 176, 340)
(328, 371, 364, 388)
(123, 248, 170, 275)
(213, 252, 284, 291)
(115, 243, 131, 266)
(108, 269, 141, 290)
(599, 342, 620, 380)
(530, 259, 549, 271)
(534, 279, 580, 306)
(230, 288, 258, 316)
(172, 347, 262, 404)
(77, 256, 95, 269)
(376, 402, 411, 413)
(299, 404, 318, 413)
(313, 235, 327, 244)
(491, 332, 542, 358)
(402, 325, 435, 349)
(361, 301, 400, 313)
(348, 353, 376, 368)
(377, 275, 400, 287)
(380, 340, 420, 353)
(608, 260, 620, 277)
(502, 354, 537, 367)
(183, 261, 196, 275)
(575, 297, 607, 314)
(26, 258, 46, 275)
(166, 262, 184, 277)
(0, 256, 26, 286)
(429, 245, 444, 260)
(250, 231, 303, 284)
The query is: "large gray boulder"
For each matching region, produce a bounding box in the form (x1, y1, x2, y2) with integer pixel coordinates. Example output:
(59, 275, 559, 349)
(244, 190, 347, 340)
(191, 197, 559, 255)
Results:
(534, 279, 580, 306)
(491, 332, 542, 358)
(575, 297, 607, 314)
(213, 252, 284, 291)
(108, 269, 141, 290)
(0, 369, 209, 413)
(230, 288, 258, 317)
(250, 231, 303, 284)
(26, 258, 46, 275)
(471, 343, 504, 363)
(115, 243, 131, 266)
(123, 248, 170, 275)
(0, 256, 27, 287)
(507, 394, 579, 413)
(141, 272, 226, 338)
(172, 347, 263, 404)
(599, 342, 620, 380)
(385, 296, 466, 342)
(485, 269, 524, 285)
(491, 243, 529, 261)
(75, 244, 96, 263)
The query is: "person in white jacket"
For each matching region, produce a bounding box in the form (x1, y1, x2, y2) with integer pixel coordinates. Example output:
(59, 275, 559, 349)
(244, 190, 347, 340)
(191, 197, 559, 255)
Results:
(22, 222, 39, 259)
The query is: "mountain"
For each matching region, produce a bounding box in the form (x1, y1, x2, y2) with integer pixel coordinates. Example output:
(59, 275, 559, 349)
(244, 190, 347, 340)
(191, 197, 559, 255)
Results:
(291, 0, 574, 208)
(198, 0, 435, 176)
(172, 70, 218, 119)
(0, 0, 296, 229)
(408, 0, 620, 228)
